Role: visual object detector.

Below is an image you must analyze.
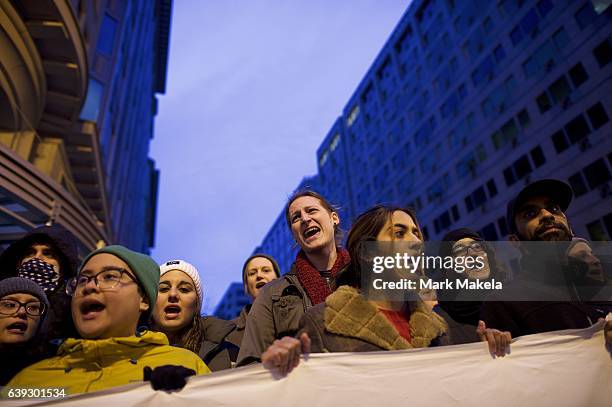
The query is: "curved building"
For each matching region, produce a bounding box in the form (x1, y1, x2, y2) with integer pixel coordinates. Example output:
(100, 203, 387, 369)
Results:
(0, 0, 171, 254)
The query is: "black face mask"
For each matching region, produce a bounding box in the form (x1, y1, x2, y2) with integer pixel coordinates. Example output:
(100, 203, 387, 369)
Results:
(17, 258, 61, 293)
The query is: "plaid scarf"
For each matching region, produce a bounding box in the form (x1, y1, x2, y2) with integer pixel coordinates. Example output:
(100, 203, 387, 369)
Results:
(295, 248, 350, 305)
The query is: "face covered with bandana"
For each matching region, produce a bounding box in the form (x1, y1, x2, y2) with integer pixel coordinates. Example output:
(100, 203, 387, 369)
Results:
(17, 244, 62, 293)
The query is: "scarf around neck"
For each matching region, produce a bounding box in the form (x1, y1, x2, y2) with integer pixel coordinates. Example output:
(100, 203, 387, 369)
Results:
(295, 248, 350, 305)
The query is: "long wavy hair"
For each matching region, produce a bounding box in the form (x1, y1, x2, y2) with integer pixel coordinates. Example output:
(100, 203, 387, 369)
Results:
(151, 295, 203, 354)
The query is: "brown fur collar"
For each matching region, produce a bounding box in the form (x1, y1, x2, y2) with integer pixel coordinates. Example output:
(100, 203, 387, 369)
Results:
(324, 286, 448, 350)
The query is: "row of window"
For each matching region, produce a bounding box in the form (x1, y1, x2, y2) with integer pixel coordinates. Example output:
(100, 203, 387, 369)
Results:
(568, 154, 612, 199)
(536, 62, 589, 115)
(491, 109, 531, 150)
(551, 102, 610, 154)
(509, 0, 553, 47)
(433, 204, 461, 234)
(587, 211, 612, 242)
(503, 145, 547, 187)
(465, 178, 498, 213)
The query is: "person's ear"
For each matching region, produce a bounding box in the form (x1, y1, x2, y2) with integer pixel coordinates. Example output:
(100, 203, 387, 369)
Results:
(140, 296, 150, 313)
(331, 212, 340, 227)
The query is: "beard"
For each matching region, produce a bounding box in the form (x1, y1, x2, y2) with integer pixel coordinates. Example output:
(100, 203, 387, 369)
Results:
(530, 220, 572, 241)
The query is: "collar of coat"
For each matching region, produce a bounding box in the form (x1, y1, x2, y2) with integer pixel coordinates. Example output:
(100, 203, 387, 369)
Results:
(324, 286, 448, 350)
(58, 330, 169, 357)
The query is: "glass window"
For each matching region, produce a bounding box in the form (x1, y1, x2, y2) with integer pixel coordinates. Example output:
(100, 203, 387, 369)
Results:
(583, 159, 612, 189)
(551, 130, 568, 153)
(457, 83, 467, 99)
(536, 92, 552, 113)
(564, 114, 591, 144)
(586, 102, 610, 130)
(575, 4, 597, 30)
(552, 28, 570, 50)
(483, 16, 493, 33)
(518, 108, 531, 128)
(487, 179, 498, 197)
(593, 38, 612, 67)
(96, 14, 118, 55)
(520, 9, 539, 34)
(503, 167, 516, 186)
(514, 155, 532, 179)
(79, 79, 104, 121)
(568, 172, 588, 197)
(510, 26, 523, 46)
(530, 146, 546, 168)
(473, 186, 487, 206)
(548, 76, 571, 103)
(451, 205, 460, 222)
(465, 195, 474, 213)
(537, 0, 553, 17)
(494, 45, 506, 62)
(568, 63, 589, 87)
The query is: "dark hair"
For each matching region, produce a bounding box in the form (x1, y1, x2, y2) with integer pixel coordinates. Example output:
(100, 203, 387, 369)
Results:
(241, 254, 281, 296)
(336, 205, 422, 289)
(284, 190, 343, 243)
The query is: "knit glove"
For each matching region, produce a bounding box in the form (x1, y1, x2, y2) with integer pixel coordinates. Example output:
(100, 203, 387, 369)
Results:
(143, 365, 196, 391)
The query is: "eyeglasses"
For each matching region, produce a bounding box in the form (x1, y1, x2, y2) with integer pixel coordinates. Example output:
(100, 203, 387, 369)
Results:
(451, 242, 486, 257)
(66, 268, 137, 296)
(0, 299, 46, 316)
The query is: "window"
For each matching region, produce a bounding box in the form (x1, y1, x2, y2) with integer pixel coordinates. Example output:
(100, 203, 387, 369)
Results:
(548, 76, 571, 103)
(517, 109, 531, 128)
(568, 63, 588, 87)
(96, 14, 118, 55)
(457, 83, 467, 100)
(593, 39, 612, 67)
(575, 4, 597, 29)
(483, 16, 493, 34)
(510, 26, 523, 46)
(568, 172, 588, 197)
(503, 167, 515, 186)
(586, 102, 610, 130)
(583, 159, 612, 189)
(536, 92, 552, 113)
(551, 130, 568, 153)
(80, 79, 104, 121)
(564, 114, 590, 143)
(451, 205, 460, 222)
(520, 9, 539, 35)
(494, 45, 506, 62)
(514, 155, 532, 179)
(530, 146, 546, 168)
(537, 0, 553, 17)
(552, 28, 570, 50)
(487, 179, 498, 197)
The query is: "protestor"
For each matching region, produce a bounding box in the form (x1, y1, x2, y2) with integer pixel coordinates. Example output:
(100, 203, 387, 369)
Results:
(0, 277, 49, 385)
(261, 205, 510, 377)
(436, 228, 508, 330)
(6, 246, 209, 395)
(479, 179, 608, 338)
(153, 260, 239, 371)
(237, 190, 350, 365)
(0, 225, 79, 345)
(228, 254, 281, 347)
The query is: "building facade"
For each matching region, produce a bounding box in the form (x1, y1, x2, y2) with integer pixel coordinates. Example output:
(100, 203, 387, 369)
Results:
(253, 0, 612, 269)
(213, 282, 251, 320)
(0, 0, 171, 254)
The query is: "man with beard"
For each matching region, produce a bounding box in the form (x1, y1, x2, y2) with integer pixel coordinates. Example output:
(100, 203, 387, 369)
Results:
(479, 179, 608, 338)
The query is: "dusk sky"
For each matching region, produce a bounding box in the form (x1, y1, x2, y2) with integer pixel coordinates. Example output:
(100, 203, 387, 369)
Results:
(150, 1, 408, 314)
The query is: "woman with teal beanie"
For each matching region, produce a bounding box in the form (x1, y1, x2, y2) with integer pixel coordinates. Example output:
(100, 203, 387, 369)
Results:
(6, 245, 210, 395)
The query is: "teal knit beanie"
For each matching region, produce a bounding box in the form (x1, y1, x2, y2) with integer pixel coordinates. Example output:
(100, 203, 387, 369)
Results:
(79, 245, 160, 312)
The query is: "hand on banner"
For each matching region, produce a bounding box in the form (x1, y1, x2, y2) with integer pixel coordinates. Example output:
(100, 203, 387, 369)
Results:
(262, 332, 311, 378)
(143, 365, 196, 392)
(477, 320, 512, 358)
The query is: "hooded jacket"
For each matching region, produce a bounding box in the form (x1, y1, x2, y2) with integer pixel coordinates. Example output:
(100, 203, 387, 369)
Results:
(6, 331, 210, 395)
(0, 224, 80, 345)
(197, 316, 240, 371)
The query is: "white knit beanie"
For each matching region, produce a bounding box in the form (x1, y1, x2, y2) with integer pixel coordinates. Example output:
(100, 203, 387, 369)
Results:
(159, 260, 202, 302)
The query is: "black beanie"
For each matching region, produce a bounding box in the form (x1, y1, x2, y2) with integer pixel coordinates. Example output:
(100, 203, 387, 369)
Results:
(0, 277, 50, 312)
(439, 228, 484, 259)
(242, 253, 281, 293)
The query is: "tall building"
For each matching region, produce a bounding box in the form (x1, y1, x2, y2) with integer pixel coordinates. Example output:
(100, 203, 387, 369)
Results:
(254, 0, 612, 267)
(214, 282, 250, 320)
(0, 0, 171, 254)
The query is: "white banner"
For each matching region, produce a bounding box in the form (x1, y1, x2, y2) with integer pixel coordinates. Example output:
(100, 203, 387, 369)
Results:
(5, 321, 611, 407)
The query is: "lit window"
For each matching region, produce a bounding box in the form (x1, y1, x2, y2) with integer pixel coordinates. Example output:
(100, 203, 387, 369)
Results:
(80, 79, 104, 121)
(330, 133, 341, 151)
(347, 105, 360, 127)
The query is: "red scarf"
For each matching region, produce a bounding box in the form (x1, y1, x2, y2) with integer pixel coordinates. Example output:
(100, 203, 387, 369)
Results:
(295, 248, 351, 305)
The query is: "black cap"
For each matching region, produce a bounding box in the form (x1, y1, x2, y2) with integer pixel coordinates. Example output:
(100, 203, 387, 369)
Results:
(506, 179, 574, 234)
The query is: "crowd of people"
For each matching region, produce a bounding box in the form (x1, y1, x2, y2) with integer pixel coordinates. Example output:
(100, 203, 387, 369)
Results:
(0, 178, 610, 395)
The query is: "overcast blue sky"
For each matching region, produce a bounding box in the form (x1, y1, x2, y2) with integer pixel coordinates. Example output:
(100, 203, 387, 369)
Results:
(150, 0, 408, 314)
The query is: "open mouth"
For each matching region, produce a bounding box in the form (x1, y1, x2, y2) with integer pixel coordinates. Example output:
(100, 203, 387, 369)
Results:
(303, 226, 321, 240)
(164, 305, 181, 319)
(80, 299, 106, 317)
(255, 281, 266, 289)
(6, 321, 27, 333)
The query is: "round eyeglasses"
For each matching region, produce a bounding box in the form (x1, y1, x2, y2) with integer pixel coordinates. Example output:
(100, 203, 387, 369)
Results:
(66, 268, 137, 296)
(0, 299, 46, 316)
(451, 241, 486, 257)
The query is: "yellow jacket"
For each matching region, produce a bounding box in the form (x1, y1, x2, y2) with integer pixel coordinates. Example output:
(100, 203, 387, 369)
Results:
(7, 331, 210, 395)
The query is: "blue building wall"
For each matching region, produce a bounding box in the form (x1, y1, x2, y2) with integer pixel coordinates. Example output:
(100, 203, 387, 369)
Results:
(79, 0, 171, 253)
(253, 0, 612, 269)
(214, 282, 251, 320)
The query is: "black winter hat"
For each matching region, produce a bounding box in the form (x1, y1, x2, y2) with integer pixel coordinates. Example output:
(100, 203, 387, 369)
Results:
(506, 179, 573, 235)
(242, 253, 281, 294)
(439, 228, 484, 259)
(0, 225, 79, 281)
(0, 277, 50, 312)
